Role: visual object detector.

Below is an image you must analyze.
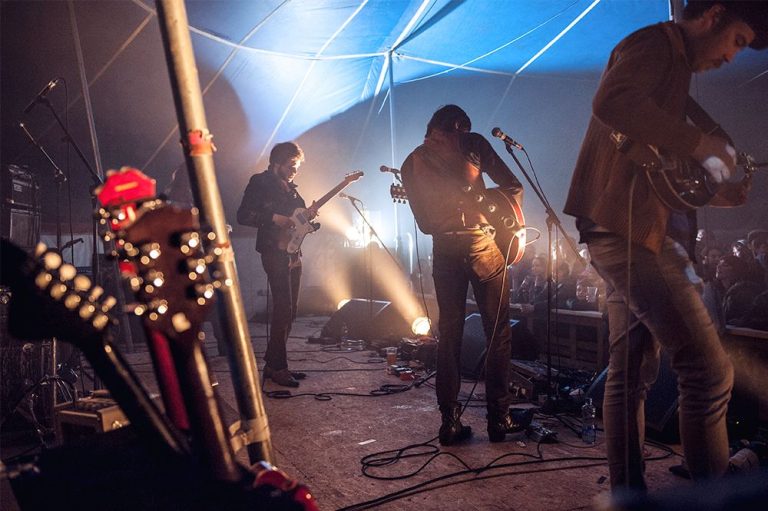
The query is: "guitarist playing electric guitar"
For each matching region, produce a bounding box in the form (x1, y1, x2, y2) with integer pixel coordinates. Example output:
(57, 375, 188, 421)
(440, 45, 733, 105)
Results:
(237, 141, 362, 388)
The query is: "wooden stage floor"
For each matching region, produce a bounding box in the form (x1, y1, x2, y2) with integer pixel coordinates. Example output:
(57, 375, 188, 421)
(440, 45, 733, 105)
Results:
(194, 317, 685, 510)
(1, 316, 693, 511)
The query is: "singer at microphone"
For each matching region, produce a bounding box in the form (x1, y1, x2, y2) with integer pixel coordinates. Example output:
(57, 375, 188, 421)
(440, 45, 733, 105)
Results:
(491, 127, 524, 150)
(23, 78, 60, 114)
(339, 192, 361, 203)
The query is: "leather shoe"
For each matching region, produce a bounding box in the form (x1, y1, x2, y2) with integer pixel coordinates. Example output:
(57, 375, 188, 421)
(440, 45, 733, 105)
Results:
(439, 405, 472, 446)
(263, 366, 306, 380)
(487, 408, 534, 443)
(263, 366, 299, 388)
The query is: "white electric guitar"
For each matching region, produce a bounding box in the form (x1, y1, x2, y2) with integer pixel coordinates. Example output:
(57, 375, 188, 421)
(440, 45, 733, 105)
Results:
(282, 170, 364, 254)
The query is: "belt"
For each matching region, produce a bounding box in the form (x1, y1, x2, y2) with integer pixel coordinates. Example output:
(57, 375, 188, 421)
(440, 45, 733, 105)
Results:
(436, 229, 484, 236)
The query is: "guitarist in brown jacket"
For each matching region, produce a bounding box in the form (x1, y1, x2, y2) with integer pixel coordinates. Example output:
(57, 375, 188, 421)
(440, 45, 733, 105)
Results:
(564, 1, 767, 493)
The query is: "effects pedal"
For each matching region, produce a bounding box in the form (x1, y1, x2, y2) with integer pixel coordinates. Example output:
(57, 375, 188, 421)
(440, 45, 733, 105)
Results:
(526, 421, 557, 443)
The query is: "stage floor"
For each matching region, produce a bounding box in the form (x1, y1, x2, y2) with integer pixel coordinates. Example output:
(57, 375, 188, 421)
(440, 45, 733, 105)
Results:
(2, 316, 690, 511)
(196, 317, 685, 510)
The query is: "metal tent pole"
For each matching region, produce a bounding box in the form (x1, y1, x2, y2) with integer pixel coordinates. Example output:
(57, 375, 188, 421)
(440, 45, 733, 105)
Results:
(155, 0, 274, 465)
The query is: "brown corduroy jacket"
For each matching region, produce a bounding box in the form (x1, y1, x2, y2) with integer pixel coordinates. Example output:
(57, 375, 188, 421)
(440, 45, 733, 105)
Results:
(564, 22, 702, 254)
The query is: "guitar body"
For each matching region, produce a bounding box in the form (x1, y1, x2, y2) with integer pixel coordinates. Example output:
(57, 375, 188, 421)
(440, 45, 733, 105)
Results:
(612, 132, 720, 212)
(280, 170, 364, 254)
(284, 207, 318, 254)
(481, 187, 526, 265)
(391, 184, 526, 266)
(644, 153, 719, 211)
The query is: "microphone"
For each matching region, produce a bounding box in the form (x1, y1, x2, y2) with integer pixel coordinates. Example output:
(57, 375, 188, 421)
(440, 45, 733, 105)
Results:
(380, 165, 400, 174)
(339, 192, 361, 203)
(491, 127, 524, 150)
(23, 78, 60, 114)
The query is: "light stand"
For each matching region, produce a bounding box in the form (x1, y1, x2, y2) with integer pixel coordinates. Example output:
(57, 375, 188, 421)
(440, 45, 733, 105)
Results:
(500, 143, 585, 413)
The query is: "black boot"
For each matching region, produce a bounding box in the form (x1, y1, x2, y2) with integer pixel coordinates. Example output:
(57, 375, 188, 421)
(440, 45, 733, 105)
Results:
(438, 405, 472, 446)
(487, 408, 534, 443)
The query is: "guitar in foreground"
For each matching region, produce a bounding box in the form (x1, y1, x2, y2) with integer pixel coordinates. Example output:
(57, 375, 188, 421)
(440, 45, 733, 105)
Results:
(611, 132, 759, 212)
(390, 183, 526, 266)
(282, 170, 363, 253)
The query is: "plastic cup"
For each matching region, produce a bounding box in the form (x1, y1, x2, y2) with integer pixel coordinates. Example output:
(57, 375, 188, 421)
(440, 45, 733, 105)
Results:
(385, 347, 397, 365)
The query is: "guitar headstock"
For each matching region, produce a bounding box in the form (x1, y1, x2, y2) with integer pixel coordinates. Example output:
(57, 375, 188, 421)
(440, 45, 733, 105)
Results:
(390, 184, 408, 204)
(1, 240, 117, 343)
(738, 152, 758, 175)
(121, 205, 218, 343)
(343, 170, 364, 184)
(95, 167, 158, 236)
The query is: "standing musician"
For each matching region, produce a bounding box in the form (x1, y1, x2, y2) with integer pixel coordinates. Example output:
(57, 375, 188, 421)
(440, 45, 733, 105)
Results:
(238, 142, 317, 388)
(564, 1, 767, 491)
(401, 105, 529, 444)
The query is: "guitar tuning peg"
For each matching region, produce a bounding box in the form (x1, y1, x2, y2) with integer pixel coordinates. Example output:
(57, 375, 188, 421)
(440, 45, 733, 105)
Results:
(49, 282, 68, 300)
(128, 276, 143, 292)
(78, 303, 97, 320)
(43, 251, 63, 271)
(91, 312, 111, 331)
(58, 263, 77, 282)
(89, 286, 105, 302)
(487, 203, 497, 213)
(35, 243, 48, 257)
(73, 274, 92, 292)
(126, 303, 147, 316)
(63, 293, 82, 310)
(100, 296, 117, 312)
(35, 272, 53, 290)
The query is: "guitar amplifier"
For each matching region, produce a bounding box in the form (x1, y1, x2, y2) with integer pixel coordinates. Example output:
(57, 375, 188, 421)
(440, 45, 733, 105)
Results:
(1, 165, 40, 250)
(54, 393, 130, 445)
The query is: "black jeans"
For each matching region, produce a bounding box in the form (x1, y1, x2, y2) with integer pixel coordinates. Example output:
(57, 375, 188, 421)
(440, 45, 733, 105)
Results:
(432, 232, 512, 416)
(261, 250, 302, 370)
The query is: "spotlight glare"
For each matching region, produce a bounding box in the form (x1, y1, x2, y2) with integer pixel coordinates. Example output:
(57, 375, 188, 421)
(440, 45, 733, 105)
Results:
(337, 298, 351, 310)
(411, 316, 431, 336)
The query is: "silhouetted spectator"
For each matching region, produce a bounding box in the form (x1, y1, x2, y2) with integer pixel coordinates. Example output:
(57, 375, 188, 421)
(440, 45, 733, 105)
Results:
(703, 255, 764, 331)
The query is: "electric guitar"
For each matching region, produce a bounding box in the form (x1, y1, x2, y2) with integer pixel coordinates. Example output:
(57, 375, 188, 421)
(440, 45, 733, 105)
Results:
(95, 167, 191, 433)
(282, 170, 364, 253)
(0, 241, 319, 509)
(390, 183, 526, 265)
(0, 238, 187, 456)
(611, 132, 758, 211)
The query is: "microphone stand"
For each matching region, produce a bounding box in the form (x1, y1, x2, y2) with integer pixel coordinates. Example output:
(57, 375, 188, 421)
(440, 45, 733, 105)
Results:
(344, 196, 404, 331)
(501, 144, 585, 413)
(36, 96, 135, 356)
(18, 122, 67, 252)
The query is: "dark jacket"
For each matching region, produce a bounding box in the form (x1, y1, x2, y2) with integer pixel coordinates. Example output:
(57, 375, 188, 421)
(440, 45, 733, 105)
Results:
(237, 170, 306, 253)
(564, 22, 701, 254)
(401, 131, 522, 235)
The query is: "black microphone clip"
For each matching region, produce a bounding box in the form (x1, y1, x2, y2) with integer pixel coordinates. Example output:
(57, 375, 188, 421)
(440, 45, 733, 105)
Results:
(23, 78, 60, 114)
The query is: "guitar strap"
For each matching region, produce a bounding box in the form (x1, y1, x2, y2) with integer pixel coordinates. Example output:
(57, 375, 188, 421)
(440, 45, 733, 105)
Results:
(685, 96, 734, 145)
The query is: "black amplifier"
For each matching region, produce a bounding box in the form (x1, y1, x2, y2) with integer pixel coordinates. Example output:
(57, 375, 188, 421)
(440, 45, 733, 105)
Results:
(1, 165, 40, 249)
(3, 165, 39, 209)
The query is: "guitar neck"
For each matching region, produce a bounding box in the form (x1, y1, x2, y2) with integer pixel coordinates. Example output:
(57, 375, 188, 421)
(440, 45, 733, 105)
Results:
(313, 179, 352, 209)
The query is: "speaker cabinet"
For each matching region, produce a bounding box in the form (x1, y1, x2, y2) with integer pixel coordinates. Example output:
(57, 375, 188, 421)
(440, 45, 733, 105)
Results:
(1, 165, 40, 251)
(320, 299, 413, 346)
(460, 313, 537, 377)
(321, 299, 389, 340)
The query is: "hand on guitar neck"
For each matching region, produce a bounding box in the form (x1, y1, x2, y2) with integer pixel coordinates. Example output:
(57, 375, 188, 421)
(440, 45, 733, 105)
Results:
(692, 132, 737, 184)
